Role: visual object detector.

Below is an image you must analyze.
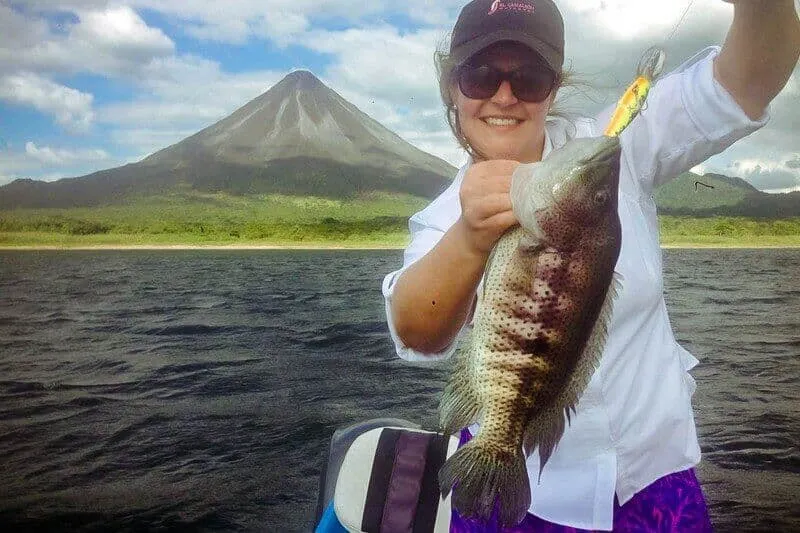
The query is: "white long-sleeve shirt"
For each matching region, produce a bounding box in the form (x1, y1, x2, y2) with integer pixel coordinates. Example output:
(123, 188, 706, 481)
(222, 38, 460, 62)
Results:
(381, 47, 768, 530)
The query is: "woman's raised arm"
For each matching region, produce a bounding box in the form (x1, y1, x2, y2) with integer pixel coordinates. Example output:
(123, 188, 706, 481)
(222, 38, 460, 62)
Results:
(714, 0, 800, 120)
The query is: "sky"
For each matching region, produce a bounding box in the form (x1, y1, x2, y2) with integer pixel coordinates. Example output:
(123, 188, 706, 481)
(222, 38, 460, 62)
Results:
(0, 0, 798, 193)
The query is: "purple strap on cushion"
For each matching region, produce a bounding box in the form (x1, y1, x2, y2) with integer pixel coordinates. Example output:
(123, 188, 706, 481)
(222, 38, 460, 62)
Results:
(379, 431, 433, 533)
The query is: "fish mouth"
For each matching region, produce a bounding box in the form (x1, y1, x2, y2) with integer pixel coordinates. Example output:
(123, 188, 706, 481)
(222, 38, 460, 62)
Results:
(584, 136, 622, 167)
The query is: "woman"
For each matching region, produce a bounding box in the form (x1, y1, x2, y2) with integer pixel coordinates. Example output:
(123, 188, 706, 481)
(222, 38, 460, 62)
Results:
(382, 0, 799, 531)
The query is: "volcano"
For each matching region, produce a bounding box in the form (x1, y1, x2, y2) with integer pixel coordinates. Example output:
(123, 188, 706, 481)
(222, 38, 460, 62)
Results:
(0, 71, 456, 208)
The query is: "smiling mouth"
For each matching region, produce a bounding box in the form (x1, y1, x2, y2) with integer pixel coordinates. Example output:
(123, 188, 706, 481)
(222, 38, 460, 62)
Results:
(483, 117, 522, 127)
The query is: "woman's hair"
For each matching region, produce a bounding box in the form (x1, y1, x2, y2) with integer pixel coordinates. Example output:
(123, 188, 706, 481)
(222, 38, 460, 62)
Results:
(434, 36, 580, 161)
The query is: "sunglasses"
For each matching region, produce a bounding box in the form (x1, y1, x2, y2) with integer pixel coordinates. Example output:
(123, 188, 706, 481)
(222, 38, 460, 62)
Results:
(457, 63, 559, 103)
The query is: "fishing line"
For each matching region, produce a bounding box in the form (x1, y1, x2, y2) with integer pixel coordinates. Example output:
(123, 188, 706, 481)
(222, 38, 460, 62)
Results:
(664, 0, 696, 44)
(624, 0, 694, 117)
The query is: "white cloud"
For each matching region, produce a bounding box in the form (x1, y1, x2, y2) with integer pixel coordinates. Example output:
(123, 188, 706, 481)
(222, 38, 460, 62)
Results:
(0, 141, 119, 184)
(762, 185, 800, 194)
(100, 100, 230, 128)
(71, 5, 175, 59)
(183, 9, 310, 45)
(0, 4, 174, 78)
(0, 141, 110, 168)
(696, 156, 800, 194)
(730, 159, 800, 191)
(305, 26, 443, 104)
(97, 62, 285, 155)
(125, 0, 355, 45)
(0, 72, 95, 131)
(561, 0, 730, 41)
(124, 0, 464, 45)
(182, 18, 252, 45)
(24, 142, 111, 165)
(0, 4, 50, 50)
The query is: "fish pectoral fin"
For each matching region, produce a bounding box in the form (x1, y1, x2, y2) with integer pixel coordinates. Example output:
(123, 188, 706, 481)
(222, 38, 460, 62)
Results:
(518, 232, 543, 252)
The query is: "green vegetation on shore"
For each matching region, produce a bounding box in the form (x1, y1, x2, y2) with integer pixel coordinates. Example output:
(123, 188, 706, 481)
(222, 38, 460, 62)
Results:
(0, 192, 425, 247)
(658, 216, 800, 247)
(1, 193, 799, 248)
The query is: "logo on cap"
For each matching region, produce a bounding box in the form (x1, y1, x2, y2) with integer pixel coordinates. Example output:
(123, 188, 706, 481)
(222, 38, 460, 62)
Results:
(488, 0, 535, 16)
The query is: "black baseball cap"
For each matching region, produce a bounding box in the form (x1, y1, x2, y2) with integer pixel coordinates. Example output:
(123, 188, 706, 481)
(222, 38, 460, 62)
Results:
(450, 0, 564, 73)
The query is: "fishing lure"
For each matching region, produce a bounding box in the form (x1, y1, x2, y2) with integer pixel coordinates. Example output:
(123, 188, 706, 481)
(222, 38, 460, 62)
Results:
(604, 46, 666, 137)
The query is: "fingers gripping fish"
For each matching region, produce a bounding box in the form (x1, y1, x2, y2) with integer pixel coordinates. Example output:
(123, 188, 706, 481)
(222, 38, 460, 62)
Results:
(437, 47, 666, 527)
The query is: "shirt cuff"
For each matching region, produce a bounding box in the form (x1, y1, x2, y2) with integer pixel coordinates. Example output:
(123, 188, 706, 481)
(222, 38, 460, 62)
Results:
(381, 267, 461, 362)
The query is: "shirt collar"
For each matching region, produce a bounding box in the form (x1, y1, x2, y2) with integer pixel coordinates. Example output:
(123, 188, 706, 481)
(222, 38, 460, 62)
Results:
(542, 125, 554, 160)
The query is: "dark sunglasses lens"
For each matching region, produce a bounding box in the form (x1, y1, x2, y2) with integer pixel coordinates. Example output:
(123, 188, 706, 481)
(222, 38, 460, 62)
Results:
(458, 65, 500, 100)
(512, 67, 556, 102)
(458, 64, 556, 102)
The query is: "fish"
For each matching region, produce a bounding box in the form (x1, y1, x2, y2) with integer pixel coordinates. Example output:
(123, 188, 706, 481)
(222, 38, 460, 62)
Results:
(436, 46, 666, 527)
(437, 135, 624, 526)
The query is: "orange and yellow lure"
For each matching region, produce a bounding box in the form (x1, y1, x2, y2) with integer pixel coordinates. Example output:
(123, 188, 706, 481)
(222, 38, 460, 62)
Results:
(604, 47, 666, 137)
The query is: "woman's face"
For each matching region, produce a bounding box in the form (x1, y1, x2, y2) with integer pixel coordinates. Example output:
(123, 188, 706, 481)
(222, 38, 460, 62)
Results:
(451, 41, 556, 163)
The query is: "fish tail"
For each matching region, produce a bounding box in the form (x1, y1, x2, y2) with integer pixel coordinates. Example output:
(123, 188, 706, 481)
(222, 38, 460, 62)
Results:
(439, 439, 531, 527)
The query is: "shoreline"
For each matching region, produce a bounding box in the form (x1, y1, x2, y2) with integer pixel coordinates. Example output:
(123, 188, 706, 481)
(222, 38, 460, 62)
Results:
(659, 243, 800, 249)
(2, 243, 799, 251)
(0, 244, 406, 251)
(0, 243, 407, 251)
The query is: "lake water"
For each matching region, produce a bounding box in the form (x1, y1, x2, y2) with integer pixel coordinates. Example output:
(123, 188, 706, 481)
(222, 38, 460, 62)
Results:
(0, 249, 797, 532)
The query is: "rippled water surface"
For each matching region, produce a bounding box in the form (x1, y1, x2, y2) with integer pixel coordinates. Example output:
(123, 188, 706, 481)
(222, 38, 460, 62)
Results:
(0, 249, 797, 532)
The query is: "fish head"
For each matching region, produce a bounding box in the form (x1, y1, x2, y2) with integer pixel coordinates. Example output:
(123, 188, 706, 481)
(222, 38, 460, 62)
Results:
(510, 136, 621, 250)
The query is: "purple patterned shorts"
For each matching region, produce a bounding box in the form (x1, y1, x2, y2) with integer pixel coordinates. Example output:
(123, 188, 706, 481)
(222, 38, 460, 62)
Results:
(450, 429, 714, 532)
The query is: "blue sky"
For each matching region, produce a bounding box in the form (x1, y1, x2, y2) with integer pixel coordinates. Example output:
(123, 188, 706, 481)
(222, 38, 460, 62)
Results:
(1, 0, 798, 192)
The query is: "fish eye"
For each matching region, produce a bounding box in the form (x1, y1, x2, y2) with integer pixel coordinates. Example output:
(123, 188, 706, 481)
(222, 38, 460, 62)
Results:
(593, 190, 609, 205)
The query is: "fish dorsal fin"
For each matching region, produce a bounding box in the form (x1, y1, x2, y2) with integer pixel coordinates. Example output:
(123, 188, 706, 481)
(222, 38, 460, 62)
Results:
(560, 271, 623, 409)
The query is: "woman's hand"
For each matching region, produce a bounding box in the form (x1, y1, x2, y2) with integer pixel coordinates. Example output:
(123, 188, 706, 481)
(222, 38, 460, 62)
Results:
(390, 160, 521, 354)
(457, 159, 521, 256)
